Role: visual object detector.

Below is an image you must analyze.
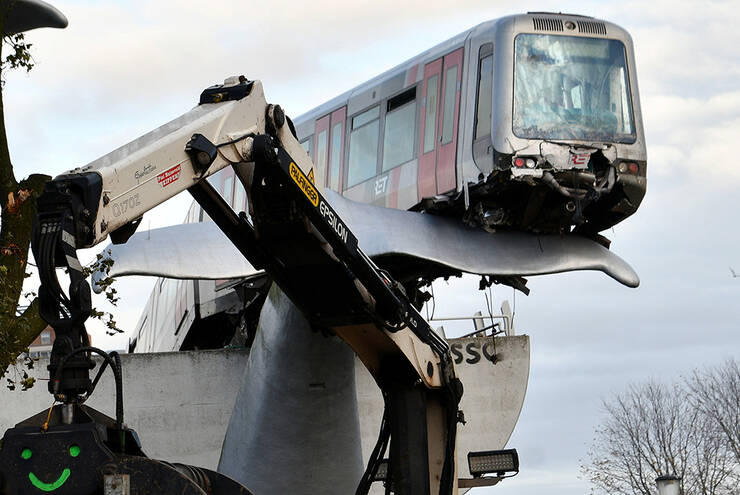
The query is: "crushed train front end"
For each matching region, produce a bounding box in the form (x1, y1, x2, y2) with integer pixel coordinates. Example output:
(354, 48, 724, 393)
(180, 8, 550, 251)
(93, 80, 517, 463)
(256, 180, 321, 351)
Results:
(465, 13, 646, 237)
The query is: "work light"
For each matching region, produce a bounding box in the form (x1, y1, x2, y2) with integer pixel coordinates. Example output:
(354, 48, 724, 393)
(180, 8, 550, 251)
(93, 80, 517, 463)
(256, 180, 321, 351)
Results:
(467, 449, 519, 477)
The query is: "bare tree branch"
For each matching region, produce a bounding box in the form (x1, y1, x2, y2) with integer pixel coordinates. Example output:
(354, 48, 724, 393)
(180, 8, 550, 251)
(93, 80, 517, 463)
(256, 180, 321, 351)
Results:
(686, 359, 740, 465)
(582, 377, 738, 495)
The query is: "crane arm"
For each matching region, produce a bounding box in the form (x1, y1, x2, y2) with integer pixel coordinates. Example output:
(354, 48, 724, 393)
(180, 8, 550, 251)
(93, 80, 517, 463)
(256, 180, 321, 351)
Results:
(40, 78, 281, 249)
(32, 76, 463, 494)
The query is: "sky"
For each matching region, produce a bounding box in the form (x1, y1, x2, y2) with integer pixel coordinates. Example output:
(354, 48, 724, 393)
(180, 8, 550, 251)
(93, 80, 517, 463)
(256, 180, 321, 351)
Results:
(4, 0, 740, 493)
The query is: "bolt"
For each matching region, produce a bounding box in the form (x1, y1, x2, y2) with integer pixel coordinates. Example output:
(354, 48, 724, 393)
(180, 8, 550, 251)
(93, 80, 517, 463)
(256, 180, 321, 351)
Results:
(273, 105, 285, 128)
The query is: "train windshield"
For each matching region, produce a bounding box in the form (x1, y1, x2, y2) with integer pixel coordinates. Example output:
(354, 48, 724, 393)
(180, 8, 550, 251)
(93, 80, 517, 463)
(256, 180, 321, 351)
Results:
(513, 34, 635, 143)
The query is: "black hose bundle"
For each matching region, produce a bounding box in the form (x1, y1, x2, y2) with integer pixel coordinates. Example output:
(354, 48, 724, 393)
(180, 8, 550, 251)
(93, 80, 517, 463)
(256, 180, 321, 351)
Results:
(52, 346, 125, 432)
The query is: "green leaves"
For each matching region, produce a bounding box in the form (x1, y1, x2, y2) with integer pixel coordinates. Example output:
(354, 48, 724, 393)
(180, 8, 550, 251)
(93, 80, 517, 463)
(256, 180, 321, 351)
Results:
(84, 255, 122, 335)
(20, 375, 35, 390)
(1, 33, 34, 78)
(3, 352, 37, 391)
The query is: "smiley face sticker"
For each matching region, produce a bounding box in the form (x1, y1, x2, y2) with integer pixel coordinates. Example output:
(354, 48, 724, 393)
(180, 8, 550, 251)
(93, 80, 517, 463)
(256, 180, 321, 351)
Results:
(20, 444, 80, 492)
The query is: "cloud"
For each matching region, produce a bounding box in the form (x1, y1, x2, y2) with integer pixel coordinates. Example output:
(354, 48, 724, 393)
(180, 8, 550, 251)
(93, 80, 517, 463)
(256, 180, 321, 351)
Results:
(4, 0, 514, 179)
(8, 0, 502, 105)
(596, 1, 740, 95)
(3, 2, 740, 495)
(643, 91, 740, 180)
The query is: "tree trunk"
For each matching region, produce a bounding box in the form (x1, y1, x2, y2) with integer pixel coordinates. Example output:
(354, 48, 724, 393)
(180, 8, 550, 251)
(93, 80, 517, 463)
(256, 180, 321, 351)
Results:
(0, 34, 51, 373)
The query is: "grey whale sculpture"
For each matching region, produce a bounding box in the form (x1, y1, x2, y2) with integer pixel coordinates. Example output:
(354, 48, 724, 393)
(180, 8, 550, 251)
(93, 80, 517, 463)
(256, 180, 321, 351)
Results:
(92, 190, 639, 290)
(1, 0, 67, 35)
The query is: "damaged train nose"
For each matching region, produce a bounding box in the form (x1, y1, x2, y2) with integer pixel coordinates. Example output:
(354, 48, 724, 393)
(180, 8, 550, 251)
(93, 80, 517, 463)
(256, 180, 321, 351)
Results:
(461, 140, 645, 236)
(513, 142, 617, 201)
(537, 144, 617, 202)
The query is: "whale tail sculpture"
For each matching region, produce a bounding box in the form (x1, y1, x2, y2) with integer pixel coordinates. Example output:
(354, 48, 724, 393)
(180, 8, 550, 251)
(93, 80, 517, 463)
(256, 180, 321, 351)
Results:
(1, 0, 67, 35)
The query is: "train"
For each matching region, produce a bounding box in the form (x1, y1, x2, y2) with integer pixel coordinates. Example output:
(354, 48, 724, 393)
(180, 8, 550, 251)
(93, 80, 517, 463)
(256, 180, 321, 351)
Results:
(129, 12, 647, 352)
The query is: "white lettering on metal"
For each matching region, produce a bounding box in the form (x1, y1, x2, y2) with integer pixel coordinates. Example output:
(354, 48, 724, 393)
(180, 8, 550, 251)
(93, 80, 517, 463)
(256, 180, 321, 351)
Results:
(157, 164, 182, 188)
(319, 200, 348, 244)
(374, 176, 388, 196)
(111, 194, 141, 218)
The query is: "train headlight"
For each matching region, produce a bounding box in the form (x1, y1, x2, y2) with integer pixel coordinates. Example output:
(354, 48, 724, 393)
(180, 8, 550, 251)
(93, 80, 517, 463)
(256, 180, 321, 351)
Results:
(618, 162, 639, 175)
(513, 157, 536, 169)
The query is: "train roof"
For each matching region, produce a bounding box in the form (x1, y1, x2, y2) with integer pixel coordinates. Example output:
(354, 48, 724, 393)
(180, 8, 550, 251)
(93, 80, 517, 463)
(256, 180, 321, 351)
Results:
(294, 12, 632, 127)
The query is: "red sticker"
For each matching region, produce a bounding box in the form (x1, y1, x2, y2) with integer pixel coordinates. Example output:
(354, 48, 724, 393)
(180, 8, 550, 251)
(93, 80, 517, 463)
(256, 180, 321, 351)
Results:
(570, 153, 590, 166)
(157, 164, 182, 187)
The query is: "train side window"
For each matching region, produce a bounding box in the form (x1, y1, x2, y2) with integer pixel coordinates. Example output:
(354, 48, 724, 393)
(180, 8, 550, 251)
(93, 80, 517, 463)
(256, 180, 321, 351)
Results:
(570, 86, 582, 109)
(474, 43, 493, 140)
(136, 316, 147, 348)
(347, 105, 380, 187)
(206, 168, 222, 192)
(223, 175, 234, 208)
(383, 87, 417, 171)
(300, 137, 313, 160)
(473, 43, 494, 170)
(234, 179, 246, 212)
(316, 130, 328, 185)
(423, 75, 439, 153)
(185, 201, 198, 224)
(441, 66, 458, 144)
(205, 168, 224, 222)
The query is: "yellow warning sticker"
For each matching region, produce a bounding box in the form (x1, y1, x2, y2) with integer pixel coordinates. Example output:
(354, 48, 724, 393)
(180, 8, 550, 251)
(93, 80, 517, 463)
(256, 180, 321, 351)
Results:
(308, 168, 315, 184)
(290, 162, 319, 207)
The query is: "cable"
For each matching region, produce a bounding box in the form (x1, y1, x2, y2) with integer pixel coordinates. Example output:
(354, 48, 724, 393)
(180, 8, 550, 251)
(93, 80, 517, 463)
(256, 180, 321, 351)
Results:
(212, 133, 258, 167)
(425, 291, 430, 321)
(216, 147, 241, 166)
(430, 283, 436, 321)
(487, 284, 494, 322)
(440, 388, 458, 494)
(216, 132, 255, 149)
(52, 346, 124, 432)
(485, 291, 493, 327)
(41, 402, 56, 432)
(356, 393, 391, 495)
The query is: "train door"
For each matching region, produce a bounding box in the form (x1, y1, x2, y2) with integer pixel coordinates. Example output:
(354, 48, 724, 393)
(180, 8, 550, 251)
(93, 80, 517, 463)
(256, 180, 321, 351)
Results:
(418, 48, 463, 199)
(326, 107, 346, 193)
(314, 115, 330, 186)
(436, 48, 463, 194)
(419, 59, 442, 198)
(314, 108, 347, 192)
